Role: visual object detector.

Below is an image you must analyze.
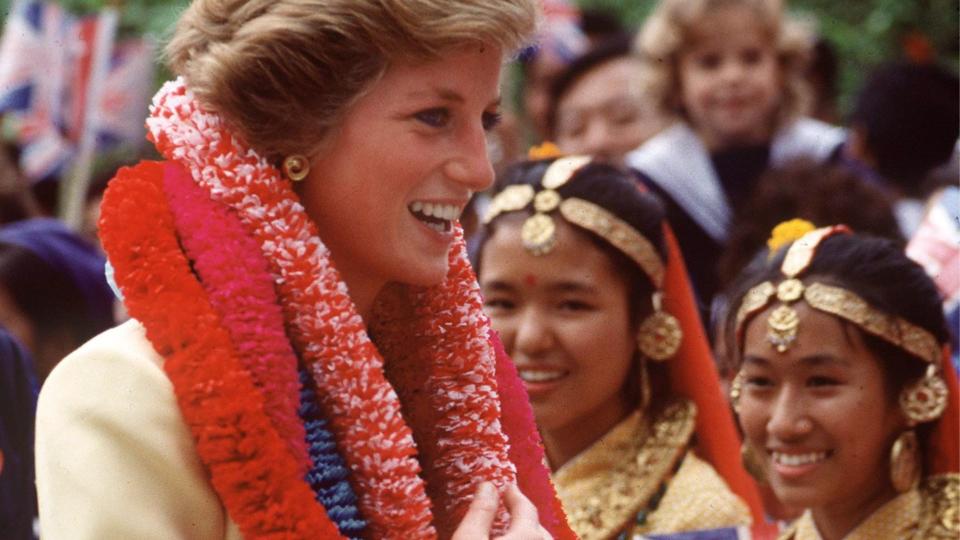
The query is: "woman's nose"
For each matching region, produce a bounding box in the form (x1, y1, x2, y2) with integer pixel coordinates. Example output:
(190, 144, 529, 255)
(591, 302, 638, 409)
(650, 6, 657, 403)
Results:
(513, 308, 553, 356)
(445, 126, 495, 192)
(766, 387, 814, 441)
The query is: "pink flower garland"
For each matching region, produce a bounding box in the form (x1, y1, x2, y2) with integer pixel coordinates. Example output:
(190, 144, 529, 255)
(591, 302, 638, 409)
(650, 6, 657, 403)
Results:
(99, 161, 344, 539)
(162, 161, 310, 471)
(147, 78, 513, 537)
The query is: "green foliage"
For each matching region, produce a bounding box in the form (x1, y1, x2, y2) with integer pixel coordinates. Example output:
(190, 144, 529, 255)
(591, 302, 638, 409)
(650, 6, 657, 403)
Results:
(576, 0, 959, 115)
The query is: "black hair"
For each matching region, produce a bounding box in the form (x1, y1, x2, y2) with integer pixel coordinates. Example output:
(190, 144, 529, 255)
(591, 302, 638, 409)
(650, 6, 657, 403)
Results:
(476, 158, 669, 409)
(546, 33, 635, 137)
(579, 8, 627, 41)
(0, 244, 109, 376)
(725, 233, 948, 404)
(718, 160, 904, 291)
(850, 62, 959, 195)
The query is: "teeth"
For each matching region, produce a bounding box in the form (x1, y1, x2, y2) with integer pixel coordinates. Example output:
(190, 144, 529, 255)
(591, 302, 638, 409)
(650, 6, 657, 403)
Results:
(518, 369, 566, 383)
(409, 202, 461, 221)
(772, 451, 829, 466)
(423, 221, 446, 233)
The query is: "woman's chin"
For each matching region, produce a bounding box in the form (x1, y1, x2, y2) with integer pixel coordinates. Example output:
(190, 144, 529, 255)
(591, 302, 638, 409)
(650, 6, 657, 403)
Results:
(395, 261, 451, 289)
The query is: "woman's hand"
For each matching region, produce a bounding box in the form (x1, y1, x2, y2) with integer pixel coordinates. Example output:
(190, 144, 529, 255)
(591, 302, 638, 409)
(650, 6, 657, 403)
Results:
(452, 482, 553, 540)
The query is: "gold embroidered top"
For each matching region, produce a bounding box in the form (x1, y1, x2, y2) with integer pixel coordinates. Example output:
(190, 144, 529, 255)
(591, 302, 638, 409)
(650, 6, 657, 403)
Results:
(779, 473, 959, 539)
(553, 400, 752, 539)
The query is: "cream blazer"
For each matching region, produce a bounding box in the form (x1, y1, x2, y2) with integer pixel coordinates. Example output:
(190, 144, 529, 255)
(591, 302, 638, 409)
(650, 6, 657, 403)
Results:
(35, 320, 242, 539)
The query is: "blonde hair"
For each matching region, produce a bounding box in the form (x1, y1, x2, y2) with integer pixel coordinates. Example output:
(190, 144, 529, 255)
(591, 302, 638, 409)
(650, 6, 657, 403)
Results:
(166, 0, 538, 162)
(634, 0, 812, 128)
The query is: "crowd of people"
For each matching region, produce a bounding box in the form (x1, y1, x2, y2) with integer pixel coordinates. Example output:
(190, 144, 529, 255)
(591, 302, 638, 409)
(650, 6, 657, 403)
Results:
(0, 0, 958, 539)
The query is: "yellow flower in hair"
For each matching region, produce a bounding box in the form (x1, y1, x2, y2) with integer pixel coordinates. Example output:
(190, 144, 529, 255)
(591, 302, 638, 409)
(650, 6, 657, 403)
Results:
(767, 219, 816, 255)
(528, 141, 564, 160)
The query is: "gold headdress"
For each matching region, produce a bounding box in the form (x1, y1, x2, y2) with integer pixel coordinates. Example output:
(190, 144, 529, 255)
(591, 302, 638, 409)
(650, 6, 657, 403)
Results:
(483, 156, 682, 361)
(732, 225, 949, 424)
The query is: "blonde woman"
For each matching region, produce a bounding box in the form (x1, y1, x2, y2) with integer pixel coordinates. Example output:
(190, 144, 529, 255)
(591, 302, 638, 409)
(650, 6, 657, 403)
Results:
(34, 2, 576, 538)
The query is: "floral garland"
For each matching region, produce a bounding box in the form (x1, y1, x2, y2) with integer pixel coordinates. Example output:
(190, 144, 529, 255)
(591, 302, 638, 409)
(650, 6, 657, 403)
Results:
(162, 161, 366, 536)
(162, 159, 309, 470)
(146, 78, 528, 537)
(99, 161, 344, 538)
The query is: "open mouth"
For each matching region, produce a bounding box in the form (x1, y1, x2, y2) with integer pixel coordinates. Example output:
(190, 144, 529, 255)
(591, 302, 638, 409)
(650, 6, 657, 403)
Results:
(770, 450, 831, 467)
(409, 201, 460, 233)
(517, 368, 568, 384)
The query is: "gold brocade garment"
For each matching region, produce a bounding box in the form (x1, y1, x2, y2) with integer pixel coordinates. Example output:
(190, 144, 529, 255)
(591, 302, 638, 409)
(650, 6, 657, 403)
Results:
(553, 400, 752, 539)
(781, 473, 959, 539)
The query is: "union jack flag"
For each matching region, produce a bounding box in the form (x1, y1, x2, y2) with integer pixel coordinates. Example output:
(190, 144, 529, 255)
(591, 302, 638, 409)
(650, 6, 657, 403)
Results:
(0, 0, 73, 180)
(94, 37, 155, 149)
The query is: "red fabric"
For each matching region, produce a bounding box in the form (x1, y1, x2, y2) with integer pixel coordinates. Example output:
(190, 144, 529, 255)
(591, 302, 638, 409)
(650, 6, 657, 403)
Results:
(490, 331, 578, 540)
(660, 223, 766, 522)
(926, 345, 960, 475)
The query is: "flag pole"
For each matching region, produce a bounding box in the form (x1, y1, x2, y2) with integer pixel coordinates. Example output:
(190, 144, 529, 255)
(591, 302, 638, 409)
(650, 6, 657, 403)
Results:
(59, 7, 118, 230)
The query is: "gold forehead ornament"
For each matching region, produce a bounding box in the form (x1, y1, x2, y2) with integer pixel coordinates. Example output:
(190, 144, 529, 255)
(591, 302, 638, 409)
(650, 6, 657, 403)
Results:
(733, 225, 948, 423)
(483, 155, 681, 360)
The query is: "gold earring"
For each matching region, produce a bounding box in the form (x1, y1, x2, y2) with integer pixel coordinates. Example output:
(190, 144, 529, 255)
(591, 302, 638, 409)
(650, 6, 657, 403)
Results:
(637, 292, 683, 362)
(890, 430, 920, 493)
(729, 370, 745, 415)
(741, 442, 767, 484)
(282, 154, 310, 182)
(900, 364, 949, 424)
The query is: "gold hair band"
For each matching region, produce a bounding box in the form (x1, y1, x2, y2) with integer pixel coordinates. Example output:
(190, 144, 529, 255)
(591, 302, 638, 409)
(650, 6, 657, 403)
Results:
(484, 155, 680, 360)
(734, 226, 948, 423)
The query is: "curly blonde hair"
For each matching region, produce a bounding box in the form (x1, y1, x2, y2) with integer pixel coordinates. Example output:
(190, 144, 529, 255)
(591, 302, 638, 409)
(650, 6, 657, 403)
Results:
(166, 0, 538, 162)
(634, 0, 812, 128)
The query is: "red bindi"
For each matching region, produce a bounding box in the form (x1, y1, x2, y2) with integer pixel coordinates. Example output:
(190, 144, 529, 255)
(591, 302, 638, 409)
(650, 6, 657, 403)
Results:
(523, 274, 537, 286)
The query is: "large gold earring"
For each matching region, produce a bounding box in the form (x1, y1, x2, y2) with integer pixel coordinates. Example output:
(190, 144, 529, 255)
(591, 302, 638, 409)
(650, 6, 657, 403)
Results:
(899, 364, 949, 424)
(282, 154, 310, 182)
(637, 292, 683, 362)
(741, 442, 767, 484)
(890, 430, 920, 493)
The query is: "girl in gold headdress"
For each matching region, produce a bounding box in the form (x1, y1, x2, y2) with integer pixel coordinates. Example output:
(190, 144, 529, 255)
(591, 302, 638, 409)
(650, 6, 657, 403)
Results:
(727, 224, 959, 539)
(476, 155, 766, 538)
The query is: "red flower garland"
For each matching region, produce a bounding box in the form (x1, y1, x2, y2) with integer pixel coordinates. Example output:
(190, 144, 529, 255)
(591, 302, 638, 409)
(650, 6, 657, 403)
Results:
(99, 161, 344, 539)
(162, 161, 310, 471)
(104, 77, 578, 540)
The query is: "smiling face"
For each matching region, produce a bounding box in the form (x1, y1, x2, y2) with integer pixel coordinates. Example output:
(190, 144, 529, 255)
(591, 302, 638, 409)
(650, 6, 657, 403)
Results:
(298, 44, 504, 315)
(737, 300, 906, 521)
(677, 5, 781, 150)
(555, 57, 667, 166)
(480, 215, 637, 448)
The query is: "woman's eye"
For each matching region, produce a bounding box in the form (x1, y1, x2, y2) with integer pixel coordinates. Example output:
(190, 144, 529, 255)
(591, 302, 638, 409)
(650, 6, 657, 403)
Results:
(745, 375, 773, 388)
(558, 300, 592, 312)
(483, 298, 515, 311)
(482, 110, 503, 131)
(807, 376, 840, 388)
(415, 108, 450, 128)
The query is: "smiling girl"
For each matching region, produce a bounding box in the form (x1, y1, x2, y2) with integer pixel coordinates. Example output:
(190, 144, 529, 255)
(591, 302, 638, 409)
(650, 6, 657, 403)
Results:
(727, 224, 959, 539)
(477, 155, 765, 538)
(626, 0, 846, 304)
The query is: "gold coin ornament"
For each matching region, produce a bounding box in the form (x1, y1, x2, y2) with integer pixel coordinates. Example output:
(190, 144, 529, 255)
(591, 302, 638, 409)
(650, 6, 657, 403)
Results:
(776, 278, 804, 302)
(767, 304, 800, 352)
(533, 189, 561, 213)
(637, 310, 683, 361)
(521, 213, 557, 256)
